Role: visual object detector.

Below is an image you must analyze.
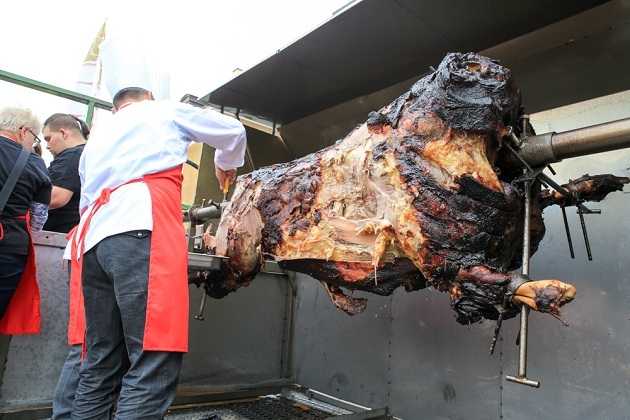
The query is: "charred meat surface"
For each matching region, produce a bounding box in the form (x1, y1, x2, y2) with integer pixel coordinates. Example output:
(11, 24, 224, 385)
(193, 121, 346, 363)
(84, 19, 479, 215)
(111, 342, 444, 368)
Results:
(201, 52, 625, 324)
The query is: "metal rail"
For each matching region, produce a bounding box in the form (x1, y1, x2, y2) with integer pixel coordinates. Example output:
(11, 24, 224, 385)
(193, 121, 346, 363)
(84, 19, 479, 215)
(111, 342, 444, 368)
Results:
(0, 69, 113, 125)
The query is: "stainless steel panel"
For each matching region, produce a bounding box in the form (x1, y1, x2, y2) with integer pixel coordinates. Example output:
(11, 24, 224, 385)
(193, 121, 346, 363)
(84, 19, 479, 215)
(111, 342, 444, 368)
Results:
(187, 253, 226, 271)
(0, 238, 71, 409)
(290, 276, 392, 409)
(388, 290, 503, 419)
(290, 274, 504, 419)
(182, 273, 289, 387)
(32, 230, 71, 249)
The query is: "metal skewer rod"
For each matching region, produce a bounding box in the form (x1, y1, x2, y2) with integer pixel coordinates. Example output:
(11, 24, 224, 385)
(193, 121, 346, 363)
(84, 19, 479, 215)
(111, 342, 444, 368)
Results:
(506, 179, 540, 388)
(195, 289, 208, 321)
(577, 203, 593, 261)
(561, 207, 575, 259)
(489, 297, 508, 355)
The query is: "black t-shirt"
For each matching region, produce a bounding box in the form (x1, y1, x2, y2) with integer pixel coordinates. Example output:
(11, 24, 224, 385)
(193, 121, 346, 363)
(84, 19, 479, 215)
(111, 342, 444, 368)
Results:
(43, 144, 85, 233)
(0, 136, 52, 254)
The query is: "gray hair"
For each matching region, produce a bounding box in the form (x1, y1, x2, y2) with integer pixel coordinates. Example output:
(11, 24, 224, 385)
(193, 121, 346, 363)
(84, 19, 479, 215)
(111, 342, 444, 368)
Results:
(0, 106, 41, 133)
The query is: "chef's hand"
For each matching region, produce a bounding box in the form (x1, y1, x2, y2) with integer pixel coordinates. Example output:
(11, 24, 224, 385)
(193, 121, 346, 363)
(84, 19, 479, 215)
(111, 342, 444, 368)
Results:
(215, 167, 237, 189)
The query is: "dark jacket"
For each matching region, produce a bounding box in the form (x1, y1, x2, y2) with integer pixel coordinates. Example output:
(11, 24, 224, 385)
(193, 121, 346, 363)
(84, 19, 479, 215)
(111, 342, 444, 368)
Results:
(0, 136, 51, 254)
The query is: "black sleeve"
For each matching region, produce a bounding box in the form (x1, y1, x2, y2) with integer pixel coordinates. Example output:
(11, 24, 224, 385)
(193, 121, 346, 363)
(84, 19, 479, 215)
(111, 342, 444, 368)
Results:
(47, 148, 81, 193)
(32, 155, 52, 205)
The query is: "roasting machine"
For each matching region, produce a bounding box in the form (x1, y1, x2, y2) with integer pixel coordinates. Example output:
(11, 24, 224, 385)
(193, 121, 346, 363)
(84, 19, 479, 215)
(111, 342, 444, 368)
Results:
(185, 116, 630, 389)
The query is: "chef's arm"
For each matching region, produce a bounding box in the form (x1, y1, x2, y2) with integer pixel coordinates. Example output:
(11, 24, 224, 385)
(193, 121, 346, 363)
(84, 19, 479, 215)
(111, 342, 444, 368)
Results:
(49, 186, 73, 210)
(174, 103, 247, 170)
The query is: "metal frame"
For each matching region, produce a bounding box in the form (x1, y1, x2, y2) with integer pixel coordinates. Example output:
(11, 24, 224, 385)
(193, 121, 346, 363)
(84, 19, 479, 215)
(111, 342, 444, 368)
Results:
(0, 68, 112, 124)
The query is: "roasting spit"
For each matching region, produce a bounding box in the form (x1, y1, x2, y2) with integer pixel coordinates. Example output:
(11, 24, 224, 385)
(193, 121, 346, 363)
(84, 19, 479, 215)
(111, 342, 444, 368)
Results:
(183, 55, 630, 387)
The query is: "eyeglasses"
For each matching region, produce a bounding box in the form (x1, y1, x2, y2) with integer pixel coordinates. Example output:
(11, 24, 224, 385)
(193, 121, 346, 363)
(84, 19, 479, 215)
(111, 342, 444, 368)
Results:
(25, 127, 42, 148)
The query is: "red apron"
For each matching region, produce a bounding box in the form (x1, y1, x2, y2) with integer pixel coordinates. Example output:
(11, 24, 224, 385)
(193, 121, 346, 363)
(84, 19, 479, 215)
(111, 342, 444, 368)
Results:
(67, 165, 189, 352)
(0, 215, 41, 334)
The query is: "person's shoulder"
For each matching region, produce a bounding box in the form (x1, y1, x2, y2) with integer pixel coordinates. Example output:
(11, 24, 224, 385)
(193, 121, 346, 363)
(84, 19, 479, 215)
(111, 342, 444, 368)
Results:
(27, 152, 51, 181)
(57, 143, 86, 159)
(0, 135, 20, 151)
(28, 152, 48, 168)
(69, 143, 86, 155)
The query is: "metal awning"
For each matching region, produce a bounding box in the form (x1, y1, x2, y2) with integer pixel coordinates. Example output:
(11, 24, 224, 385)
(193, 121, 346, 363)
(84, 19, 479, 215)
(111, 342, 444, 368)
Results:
(199, 0, 612, 126)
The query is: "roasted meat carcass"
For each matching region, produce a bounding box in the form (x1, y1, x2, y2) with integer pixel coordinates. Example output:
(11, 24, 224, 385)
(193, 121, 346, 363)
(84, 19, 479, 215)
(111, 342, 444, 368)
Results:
(199, 52, 627, 324)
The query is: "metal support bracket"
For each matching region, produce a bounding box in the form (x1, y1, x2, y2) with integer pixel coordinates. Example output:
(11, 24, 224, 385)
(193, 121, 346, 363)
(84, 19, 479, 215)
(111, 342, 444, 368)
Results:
(505, 178, 540, 387)
(501, 131, 603, 384)
(504, 137, 600, 262)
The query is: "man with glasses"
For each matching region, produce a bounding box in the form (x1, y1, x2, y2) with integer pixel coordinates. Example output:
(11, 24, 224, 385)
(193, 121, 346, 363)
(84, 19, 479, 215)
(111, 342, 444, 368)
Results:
(42, 113, 89, 233)
(0, 107, 43, 152)
(0, 105, 51, 333)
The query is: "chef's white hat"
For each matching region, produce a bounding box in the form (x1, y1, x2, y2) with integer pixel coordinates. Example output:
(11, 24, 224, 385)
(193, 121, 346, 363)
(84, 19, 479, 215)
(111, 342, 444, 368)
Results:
(101, 32, 152, 98)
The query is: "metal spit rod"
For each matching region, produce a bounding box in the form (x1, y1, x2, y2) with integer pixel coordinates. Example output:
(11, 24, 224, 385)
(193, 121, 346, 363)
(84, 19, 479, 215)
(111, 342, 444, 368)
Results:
(186, 200, 225, 321)
(506, 179, 540, 388)
(517, 117, 630, 168)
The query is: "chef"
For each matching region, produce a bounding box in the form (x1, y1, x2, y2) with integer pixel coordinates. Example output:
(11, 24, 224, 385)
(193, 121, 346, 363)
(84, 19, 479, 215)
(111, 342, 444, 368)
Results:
(64, 34, 247, 419)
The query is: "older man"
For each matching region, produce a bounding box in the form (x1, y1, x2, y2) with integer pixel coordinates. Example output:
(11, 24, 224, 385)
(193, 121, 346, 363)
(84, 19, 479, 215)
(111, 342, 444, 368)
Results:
(0, 106, 51, 333)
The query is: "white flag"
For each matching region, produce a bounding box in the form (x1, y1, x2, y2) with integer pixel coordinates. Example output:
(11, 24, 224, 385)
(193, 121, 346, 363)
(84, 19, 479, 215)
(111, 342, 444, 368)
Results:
(68, 20, 107, 124)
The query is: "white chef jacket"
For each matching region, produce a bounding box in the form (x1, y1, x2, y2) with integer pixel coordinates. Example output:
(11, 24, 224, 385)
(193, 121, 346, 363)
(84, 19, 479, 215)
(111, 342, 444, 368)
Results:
(64, 99, 246, 259)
